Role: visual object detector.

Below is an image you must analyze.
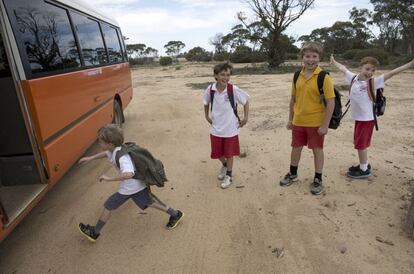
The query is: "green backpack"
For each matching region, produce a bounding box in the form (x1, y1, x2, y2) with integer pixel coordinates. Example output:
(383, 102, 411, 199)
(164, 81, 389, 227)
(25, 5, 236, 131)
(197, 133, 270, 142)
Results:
(115, 142, 167, 187)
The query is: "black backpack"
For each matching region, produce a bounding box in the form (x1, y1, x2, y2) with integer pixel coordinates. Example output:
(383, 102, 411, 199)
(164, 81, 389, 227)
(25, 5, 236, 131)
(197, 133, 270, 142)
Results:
(209, 83, 240, 122)
(115, 142, 167, 187)
(293, 70, 343, 129)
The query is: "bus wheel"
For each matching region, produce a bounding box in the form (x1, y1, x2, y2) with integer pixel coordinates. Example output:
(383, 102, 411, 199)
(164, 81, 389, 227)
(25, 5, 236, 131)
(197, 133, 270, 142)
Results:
(113, 100, 123, 126)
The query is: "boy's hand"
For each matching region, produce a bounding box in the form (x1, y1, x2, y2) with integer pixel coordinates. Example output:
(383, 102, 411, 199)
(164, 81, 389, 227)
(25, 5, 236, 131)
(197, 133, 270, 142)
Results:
(78, 157, 90, 165)
(99, 174, 111, 182)
(205, 116, 212, 124)
(286, 121, 293, 130)
(330, 54, 335, 65)
(238, 118, 248, 128)
(317, 126, 328, 136)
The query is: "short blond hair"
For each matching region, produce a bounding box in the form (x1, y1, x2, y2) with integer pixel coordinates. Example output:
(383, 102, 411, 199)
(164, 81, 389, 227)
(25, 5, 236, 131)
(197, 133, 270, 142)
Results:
(300, 42, 323, 58)
(97, 124, 124, 146)
(360, 56, 380, 67)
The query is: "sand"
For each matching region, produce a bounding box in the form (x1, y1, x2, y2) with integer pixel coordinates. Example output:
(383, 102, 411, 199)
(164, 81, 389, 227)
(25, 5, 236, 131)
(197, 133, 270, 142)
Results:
(1, 62, 413, 274)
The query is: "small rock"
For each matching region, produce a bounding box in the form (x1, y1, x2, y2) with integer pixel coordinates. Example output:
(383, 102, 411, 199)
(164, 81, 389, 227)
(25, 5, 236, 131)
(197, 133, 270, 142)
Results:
(339, 244, 347, 254)
(272, 247, 285, 258)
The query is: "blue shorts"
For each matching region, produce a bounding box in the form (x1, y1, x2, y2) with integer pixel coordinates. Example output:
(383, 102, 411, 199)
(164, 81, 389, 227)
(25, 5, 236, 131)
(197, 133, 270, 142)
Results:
(104, 188, 154, 210)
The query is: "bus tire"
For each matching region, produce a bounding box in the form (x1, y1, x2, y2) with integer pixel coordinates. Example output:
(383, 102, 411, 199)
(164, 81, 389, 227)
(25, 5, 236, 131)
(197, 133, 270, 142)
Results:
(113, 100, 123, 126)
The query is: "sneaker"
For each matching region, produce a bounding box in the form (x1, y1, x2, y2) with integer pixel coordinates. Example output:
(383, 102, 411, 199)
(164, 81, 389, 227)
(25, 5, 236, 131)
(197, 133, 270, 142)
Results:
(280, 172, 298, 186)
(348, 164, 371, 172)
(166, 210, 184, 230)
(218, 166, 227, 180)
(310, 178, 324, 195)
(220, 175, 233, 189)
(79, 223, 100, 242)
(347, 167, 371, 179)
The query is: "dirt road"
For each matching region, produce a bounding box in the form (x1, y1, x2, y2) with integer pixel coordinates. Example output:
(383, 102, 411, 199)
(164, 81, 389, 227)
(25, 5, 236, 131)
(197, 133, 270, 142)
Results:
(1, 62, 414, 273)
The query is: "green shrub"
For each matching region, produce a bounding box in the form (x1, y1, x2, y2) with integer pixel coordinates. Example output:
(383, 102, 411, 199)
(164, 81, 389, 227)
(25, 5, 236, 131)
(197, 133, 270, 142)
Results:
(249, 51, 267, 63)
(213, 52, 231, 61)
(186, 47, 212, 62)
(230, 45, 252, 63)
(343, 49, 359, 60)
(286, 53, 299, 60)
(159, 56, 173, 66)
(388, 54, 414, 66)
(342, 48, 389, 65)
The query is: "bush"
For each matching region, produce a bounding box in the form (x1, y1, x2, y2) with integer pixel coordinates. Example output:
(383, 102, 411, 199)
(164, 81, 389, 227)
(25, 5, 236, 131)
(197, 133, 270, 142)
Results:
(388, 54, 414, 66)
(186, 47, 212, 62)
(230, 45, 252, 63)
(286, 53, 299, 60)
(159, 56, 173, 66)
(213, 52, 231, 61)
(342, 48, 389, 65)
(128, 57, 154, 66)
(249, 51, 267, 63)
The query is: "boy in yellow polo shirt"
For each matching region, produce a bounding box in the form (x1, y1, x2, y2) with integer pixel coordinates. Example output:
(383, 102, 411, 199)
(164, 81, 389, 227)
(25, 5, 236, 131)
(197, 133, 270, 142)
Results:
(280, 42, 335, 195)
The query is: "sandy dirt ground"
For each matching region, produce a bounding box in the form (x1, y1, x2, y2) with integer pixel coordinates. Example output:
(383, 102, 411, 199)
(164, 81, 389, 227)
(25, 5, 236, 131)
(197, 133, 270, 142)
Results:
(1, 62, 414, 274)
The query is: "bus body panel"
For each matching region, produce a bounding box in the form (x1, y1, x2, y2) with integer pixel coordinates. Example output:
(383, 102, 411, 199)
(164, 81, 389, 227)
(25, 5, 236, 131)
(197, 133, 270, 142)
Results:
(25, 63, 132, 143)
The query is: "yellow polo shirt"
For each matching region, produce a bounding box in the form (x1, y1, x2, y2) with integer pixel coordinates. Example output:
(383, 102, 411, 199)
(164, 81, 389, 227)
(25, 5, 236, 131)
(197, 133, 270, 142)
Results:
(291, 66, 335, 127)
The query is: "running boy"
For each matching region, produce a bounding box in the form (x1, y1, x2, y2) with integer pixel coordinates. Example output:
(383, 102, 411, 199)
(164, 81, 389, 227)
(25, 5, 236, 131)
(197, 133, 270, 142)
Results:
(280, 42, 335, 195)
(78, 124, 184, 242)
(203, 62, 249, 189)
(330, 55, 414, 178)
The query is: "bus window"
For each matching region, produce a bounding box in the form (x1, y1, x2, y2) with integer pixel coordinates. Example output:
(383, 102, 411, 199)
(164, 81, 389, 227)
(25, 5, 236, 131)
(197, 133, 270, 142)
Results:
(5, 0, 81, 74)
(0, 33, 11, 78)
(101, 24, 123, 63)
(71, 12, 108, 67)
(116, 29, 128, 61)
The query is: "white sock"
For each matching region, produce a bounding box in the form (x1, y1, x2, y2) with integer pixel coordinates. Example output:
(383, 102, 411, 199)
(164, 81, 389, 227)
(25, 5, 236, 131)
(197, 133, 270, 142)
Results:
(360, 163, 368, 171)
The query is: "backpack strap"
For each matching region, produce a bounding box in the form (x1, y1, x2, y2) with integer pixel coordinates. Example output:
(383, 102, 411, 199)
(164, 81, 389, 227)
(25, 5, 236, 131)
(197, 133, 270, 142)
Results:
(342, 75, 358, 119)
(226, 83, 240, 122)
(209, 83, 215, 111)
(115, 145, 128, 170)
(317, 71, 328, 106)
(293, 70, 301, 92)
(367, 78, 379, 131)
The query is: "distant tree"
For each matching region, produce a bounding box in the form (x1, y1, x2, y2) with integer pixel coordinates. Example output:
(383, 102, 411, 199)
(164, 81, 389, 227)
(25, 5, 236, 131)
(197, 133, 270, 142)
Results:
(370, 0, 414, 54)
(239, 0, 315, 68)
(144, 47, 158, 57)
(185, 47, 212, 62)
(209, 33, 226, 53)
(126, 43, 146, 57)
(164, 41, 186, 57)
(349, 7, 374, 49)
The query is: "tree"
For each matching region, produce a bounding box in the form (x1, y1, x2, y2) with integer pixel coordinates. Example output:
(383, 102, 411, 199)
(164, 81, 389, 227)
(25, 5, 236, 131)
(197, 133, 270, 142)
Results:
(164, 41, 185, 57)
(126, 43, 146, 58)
(209, 33, 226, 53)
(239, 0, 315, 68)
(370, 0, 414, 54)
(185, 47, 212, 62)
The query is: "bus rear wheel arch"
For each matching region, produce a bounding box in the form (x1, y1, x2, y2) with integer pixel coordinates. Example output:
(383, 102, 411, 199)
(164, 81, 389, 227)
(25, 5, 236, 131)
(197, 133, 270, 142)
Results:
(112, 99, 124, 126)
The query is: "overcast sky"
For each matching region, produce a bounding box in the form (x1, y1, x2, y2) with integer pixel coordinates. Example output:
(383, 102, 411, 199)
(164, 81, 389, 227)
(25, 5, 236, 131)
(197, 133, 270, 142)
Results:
(87, 0, 373, 55)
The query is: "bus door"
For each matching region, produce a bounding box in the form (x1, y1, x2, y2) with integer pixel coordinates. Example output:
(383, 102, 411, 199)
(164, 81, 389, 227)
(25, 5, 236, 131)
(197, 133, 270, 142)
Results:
(0, 23, 47, 227)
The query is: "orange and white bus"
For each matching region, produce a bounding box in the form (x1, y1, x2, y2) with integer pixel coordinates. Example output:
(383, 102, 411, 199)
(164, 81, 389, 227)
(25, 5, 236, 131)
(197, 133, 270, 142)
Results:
(0, 0, 132, 242)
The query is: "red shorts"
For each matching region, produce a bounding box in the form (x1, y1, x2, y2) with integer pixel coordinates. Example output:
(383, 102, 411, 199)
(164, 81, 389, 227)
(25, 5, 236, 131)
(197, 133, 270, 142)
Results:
(291, 126, 324, 149)
(354, 120, 374, 150)
(210, 134, 240, 159)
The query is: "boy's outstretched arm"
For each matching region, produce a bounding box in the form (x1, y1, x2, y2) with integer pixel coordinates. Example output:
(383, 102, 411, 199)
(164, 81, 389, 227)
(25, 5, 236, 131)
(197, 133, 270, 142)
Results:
(79, 151, 107, 164)
(99, 172, 134, 182)
(239, 100, 249, 127)
(330, 54, 348, 74)
(383, 59, 414, 81)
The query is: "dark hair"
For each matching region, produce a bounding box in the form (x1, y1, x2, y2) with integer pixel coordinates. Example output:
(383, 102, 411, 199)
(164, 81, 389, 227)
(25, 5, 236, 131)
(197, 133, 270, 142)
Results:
(360, 56, 380, 67)
(97, 124, 124, 146)
(213, 61, 233, 75)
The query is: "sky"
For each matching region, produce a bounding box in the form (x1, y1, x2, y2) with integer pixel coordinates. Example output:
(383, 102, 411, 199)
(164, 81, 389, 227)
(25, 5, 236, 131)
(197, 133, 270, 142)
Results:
(86, 0, 373, 55)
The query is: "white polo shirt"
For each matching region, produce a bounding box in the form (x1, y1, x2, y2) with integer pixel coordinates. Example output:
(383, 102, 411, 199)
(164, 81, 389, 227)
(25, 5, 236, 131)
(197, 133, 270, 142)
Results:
(106, 147, 147, 195)
(203, 83, 249, 137)
(345, 70, 385, 121)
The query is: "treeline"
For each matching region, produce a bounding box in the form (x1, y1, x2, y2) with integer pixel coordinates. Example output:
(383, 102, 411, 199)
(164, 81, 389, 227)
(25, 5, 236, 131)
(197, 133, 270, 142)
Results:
(127, 0, 413, 67)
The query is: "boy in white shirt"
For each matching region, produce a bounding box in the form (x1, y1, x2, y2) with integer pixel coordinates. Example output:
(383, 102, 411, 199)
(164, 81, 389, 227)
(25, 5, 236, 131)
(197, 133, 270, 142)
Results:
(203, 62, 249, 189)
(331, 55, 414, 178)
(78, 124, 183, 242)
